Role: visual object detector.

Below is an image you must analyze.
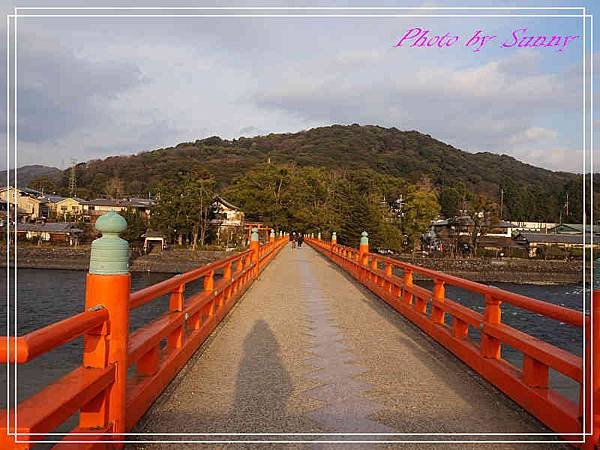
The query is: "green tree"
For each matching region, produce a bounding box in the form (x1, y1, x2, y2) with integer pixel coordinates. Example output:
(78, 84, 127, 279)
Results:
(438, 186, 461, 218)
(151, 166, 215, 249)
(121, 208, 147, 245)
(466, 194, 499, 254)
(28, 176, 58, 194)
(402, 180, 440, 252)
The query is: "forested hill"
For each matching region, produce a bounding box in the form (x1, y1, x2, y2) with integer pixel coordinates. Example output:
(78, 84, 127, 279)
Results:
(38, 124, 588, 221)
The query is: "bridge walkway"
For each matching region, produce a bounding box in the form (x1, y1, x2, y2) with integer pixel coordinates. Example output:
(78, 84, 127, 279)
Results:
(131, 245, 558, 448)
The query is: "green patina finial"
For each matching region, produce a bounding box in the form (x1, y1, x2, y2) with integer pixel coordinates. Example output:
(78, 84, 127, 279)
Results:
(89, 211, 129, 275)
(251, 227, 259, 242)
(360, 231, 369, 245)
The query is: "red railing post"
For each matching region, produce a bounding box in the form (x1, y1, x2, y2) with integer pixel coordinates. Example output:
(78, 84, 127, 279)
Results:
(431, 279, 446, 324)
(249, 227, 260, 274)
(481, 294, 502, 359)
(359, 233, 368, 263)
(81, 212, 130, 443)
(385, 263, 393, 293)
(403, 269, 413, 305)
(167, 280, 185, 349)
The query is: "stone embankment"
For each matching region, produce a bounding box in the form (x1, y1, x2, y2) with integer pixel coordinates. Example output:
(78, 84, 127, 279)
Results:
(395, 255, 584, 284)
(1, 245, 584, 283)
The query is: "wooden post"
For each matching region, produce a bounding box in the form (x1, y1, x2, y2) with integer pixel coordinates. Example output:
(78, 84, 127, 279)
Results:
(81, 212, 130, 444)
(431, 279, 445, 324)
(403, 269, 413, 304)
(250, 227, 260, 274)
(359, 231, 369, 266)
(481, 294, 502, 359)
(168, 281, 185, 349)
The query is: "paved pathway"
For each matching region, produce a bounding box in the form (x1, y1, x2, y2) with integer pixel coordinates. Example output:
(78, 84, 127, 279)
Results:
(131, 246, 565, 448)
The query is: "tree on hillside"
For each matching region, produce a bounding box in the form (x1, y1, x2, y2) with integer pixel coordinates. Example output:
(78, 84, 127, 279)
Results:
(28, 176, 58, 194)
(151, 166, 215, 249)
(337, 180, 382, 247)
(224, 164, 295, 230)
(105, 177, 125, 199)
(187, 171, 216, 248)
(438, 186, 462, 218)
(466, 194, 499, 254)
(402, 179, 440, 252)
(121, 208, 148, 245)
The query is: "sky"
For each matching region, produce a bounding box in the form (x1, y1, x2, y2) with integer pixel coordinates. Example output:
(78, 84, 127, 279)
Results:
(0, 0, 598, 173)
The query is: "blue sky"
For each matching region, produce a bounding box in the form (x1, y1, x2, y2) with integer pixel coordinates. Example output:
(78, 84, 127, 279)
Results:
(1, 0, 598, 173)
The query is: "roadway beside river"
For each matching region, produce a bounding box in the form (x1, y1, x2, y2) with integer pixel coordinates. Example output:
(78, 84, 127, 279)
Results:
(0, 245, 584, 284)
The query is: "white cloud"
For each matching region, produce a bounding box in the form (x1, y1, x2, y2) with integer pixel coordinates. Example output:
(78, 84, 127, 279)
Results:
(2, 11, 589, 174)
(507, 148, 584, 173)
(508, 127, 558, 146)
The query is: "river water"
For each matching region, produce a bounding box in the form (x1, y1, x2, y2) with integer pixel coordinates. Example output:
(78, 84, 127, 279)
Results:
(0, 268, 587, 426)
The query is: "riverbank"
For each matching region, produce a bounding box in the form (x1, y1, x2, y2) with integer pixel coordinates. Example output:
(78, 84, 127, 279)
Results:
(0, 245, 585, 284)
(0, 245, 232, 273)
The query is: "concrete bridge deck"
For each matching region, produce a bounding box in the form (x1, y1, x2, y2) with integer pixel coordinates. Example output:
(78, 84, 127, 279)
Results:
(131, 245, 559, 448)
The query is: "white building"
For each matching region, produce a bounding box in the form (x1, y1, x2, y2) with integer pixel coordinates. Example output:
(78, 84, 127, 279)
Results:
(210, 196, 245, 248)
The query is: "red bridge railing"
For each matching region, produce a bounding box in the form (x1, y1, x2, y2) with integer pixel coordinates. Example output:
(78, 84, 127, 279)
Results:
(307, 235, 596, 448)
(0, 218, 287, 449)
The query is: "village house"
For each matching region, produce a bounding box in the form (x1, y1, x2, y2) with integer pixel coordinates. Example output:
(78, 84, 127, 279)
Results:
(548, 223, 600, 234)
(7, 222, 83, 245)
(509, 221, 559, 232)
(427, 216, 515, 254)
(43, 196, 87, 220)
(210, 196, 245, 248)
(83, 198, 155, 223)
(514, 231, 600, 258)
(0, 187, 45, 222)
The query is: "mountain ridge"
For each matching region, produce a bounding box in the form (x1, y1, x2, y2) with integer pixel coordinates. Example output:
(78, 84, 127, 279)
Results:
(21, 124, 590, 222)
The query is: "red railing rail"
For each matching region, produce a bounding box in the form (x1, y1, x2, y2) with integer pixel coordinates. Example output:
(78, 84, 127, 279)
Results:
(307, 236, 595, 448)
(0, 222, 287, 449)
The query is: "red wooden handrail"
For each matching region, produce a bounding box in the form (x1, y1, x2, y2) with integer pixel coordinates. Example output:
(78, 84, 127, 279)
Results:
(129, 249, 253, 309)
(371, 252, 584, 327)
(0, 236, 287, 449)
(306, 237, 593, 447)
(0, 308, 109, 363)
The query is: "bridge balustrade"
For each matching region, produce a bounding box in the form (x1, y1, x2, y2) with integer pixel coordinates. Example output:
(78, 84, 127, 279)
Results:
(307, 235, 596, 448)
(0, 217, 287, 449)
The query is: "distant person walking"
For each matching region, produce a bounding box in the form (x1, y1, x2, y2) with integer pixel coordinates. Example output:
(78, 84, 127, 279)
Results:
(290, 231, 297, 249)
(297, 233, 304, 248)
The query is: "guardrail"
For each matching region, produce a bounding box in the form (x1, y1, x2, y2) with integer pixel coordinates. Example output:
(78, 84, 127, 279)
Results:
(307, 234, 595, 448)
(0, 214, 287, 449)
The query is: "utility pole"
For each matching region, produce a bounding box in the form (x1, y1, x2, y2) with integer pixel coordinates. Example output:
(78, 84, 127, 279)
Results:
(500, 188, 504, 219)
